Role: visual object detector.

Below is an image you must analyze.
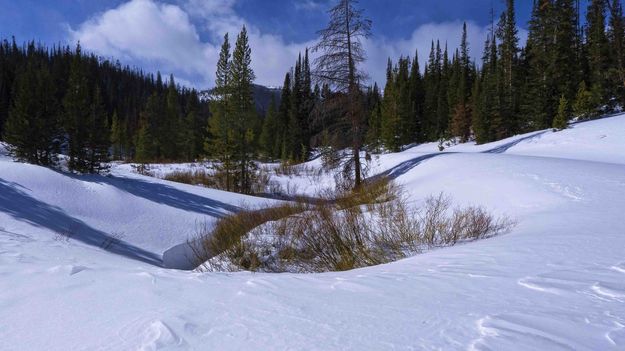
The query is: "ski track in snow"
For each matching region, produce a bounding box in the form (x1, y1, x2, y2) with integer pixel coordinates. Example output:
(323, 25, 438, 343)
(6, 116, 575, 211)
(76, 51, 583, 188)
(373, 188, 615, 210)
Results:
(1, 116, 625, 350)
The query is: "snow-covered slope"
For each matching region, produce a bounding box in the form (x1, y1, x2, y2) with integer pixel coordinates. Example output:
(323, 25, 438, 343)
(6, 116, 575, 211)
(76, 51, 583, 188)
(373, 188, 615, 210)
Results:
(0, 148, 275, 268)
(1, 116, 625, 350)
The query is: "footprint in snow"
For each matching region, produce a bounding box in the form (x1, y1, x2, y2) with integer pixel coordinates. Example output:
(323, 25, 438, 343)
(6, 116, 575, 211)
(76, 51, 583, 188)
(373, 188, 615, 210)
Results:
(138, 320, 184, 351)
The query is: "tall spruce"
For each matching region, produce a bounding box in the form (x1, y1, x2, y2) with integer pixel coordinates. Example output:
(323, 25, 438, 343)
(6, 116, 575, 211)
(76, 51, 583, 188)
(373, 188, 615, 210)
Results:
(206, 33, 237, 191)
(608, 0, 625, 105)
(63, 44, 91, 172)
(85, 86, 110, 173)
(4, 60, 60, 165)
(586, 0, 610, 107)
(230, 26, 257, 193)
(497, 0, 520, 135)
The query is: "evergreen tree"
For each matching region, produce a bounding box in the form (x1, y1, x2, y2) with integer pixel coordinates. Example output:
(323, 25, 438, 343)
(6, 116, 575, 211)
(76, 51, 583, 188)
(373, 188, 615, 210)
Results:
(63, 44, 91, 172)
(381, 58, 400, 150)
(365, 82, 383, 149)
(608, 0, 625, 106)
(586, 0, 610, 107)
(4, 61, 60, 165)
(409, 50, 424, 142)
(110, 111, 122, 160)
(85, 86, 110, 173)
(259, 98, 278, 160)
(276, 73, 292, 159)
(497, 0, 520, 135)
(450, 23, 473, 141)
(135, 94, 159, 163)
(312, 0, 372, 188)
(436, 43, 450, 138)
(553, 94, 569, 130)
(230, 26, 257, 193)
(205, 33, 237, 191)
(573, 81, 599, 118)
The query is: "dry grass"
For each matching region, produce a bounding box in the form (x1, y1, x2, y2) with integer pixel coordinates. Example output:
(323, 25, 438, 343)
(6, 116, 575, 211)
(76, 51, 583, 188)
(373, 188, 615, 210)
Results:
(162, 167, 274, 195)
(192, 178, 516, 273)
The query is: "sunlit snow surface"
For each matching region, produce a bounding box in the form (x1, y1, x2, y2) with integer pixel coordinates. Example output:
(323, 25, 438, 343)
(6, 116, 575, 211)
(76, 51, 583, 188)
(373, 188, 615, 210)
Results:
(1, 116, 624, 350)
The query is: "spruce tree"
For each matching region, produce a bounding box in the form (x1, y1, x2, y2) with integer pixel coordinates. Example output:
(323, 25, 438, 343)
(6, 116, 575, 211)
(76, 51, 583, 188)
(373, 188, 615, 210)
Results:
(586, 0, 610, 107)
(259, 98, 278, 161)
(553, 94, 569, 130)
(86, 86, 110, 173)
(608, 0, 625, 106)
(110, 111, 124, 160)
(205, 33, 237, 191)
(277, 73, 292, 160)
(497, 0, 520, 135)
(409, 50, 424, 142)
(63, 44, 91, 172)
(381, 58, 400, 150)
(230, 26, 256, 193)
(451, 23, 473, 142)
(4, 61, 60, 165)
(135, 94, 159, 163)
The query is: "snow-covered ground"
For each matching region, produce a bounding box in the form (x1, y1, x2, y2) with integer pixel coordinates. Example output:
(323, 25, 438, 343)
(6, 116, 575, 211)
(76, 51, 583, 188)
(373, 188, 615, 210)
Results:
(1, 116, 625, 350)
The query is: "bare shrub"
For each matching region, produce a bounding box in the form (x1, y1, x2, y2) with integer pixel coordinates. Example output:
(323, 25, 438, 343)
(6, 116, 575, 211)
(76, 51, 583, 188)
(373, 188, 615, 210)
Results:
(193, 179, 516, 273)
(132, 164, 154, 177)
(162, 166, 276, 195)
(53, 223, 79, 243)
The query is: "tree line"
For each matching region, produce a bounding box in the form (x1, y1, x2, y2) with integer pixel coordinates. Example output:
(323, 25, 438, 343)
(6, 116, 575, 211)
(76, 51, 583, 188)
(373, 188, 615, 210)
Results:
(367, 0, 625, 151)
(0, 39, 209, 172)
(2, 0, 624, 190)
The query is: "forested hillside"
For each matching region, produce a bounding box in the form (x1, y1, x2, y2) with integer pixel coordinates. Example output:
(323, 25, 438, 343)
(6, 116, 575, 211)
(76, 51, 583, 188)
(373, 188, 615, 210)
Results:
(0, 39, 209, 170)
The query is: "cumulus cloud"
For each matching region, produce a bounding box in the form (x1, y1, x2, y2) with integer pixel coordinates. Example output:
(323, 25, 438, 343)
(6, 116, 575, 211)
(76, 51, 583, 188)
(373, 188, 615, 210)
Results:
(69, 0, 214, 83)
(365, 21, 486, 86)
(68, 0, 526, 89)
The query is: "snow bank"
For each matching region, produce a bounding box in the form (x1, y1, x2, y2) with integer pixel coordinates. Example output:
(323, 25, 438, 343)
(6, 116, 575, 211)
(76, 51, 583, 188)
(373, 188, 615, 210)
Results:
(1, 115, 625, 350)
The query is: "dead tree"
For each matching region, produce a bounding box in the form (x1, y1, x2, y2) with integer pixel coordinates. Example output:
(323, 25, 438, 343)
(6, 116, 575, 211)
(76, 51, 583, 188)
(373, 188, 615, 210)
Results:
(313, 0, 372, 189)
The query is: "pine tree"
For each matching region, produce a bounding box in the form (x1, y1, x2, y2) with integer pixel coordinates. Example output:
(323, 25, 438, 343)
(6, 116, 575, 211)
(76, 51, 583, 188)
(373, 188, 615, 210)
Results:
(4, 61, 60, 165)
(230, 26, 257, 193)
(553, 94, 569, 130)
(608, 0, 625, 106)
(365, 82, 383, 149)
(260, 98, 278, 160)
(63, 44, 91, 172)
(164, 75, 182, 160)
(586, 0, 610, 107)
(451, 23, 473, 141)
(110, 111, 124, 160)
(277, 73, 292, 160)
(573, 81, 599, 119)
(381, 58, 400, 150)
(135, 94, 159, 163)
(86, 86, 110, 173)
(206, 33, 237, 191)
(409, 50, 424, 142)
(312, 0, 372, 188)
(497, 0, 520, 135)
(522, 0, 556, 129)
(436, 42, 450, 138)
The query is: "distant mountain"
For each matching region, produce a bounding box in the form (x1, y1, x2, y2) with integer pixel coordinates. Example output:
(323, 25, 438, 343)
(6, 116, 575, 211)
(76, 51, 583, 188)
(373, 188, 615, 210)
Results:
(200, 84, 282, 115)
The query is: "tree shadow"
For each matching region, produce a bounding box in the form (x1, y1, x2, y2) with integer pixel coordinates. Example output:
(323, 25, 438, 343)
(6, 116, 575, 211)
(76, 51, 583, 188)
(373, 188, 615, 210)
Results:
(373, 152, 456, 180)
(68, 173, 242, 218)
(0, 178, 163, 267)
(483, 131, 547, 154)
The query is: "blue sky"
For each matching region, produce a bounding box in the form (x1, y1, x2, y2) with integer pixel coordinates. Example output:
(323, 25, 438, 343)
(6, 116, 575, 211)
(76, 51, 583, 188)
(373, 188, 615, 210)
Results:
(0, 0, 592, 88)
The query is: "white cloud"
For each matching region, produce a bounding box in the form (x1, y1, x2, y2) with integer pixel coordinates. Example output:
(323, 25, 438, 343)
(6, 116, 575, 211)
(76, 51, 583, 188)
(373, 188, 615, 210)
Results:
(364, 21, 528, 86)
(68, 0, 527, 89)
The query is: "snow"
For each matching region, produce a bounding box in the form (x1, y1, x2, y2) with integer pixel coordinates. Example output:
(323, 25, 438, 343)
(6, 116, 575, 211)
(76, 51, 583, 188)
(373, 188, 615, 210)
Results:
(1, 115, 625, 350)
